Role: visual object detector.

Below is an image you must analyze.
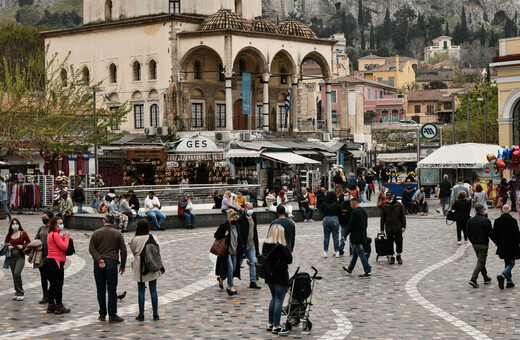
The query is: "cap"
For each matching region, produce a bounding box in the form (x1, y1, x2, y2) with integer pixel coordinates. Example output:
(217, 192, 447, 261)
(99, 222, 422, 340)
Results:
(103, 214, 116, 224)
(386, 191, 394, 198)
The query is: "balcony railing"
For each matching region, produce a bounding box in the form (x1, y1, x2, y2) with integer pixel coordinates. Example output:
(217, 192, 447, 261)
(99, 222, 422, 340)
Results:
(175, 117, 227, 131)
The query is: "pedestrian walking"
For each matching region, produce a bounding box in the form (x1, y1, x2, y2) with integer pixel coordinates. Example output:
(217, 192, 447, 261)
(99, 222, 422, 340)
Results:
(365, 172, 374, 201)
(438, 175, 452, 215)
(338, 191, 353, 256)
(316, 187, 327, 209)
(130, 220, 165, 321)
(215, 210, 244, 296)
(46, 216, 71, 314)
(473, 184, 488, 217)
(492, 205, 520, 289)
(263, 225, 293, 335)
(380, 191, 406, 265)
(144, 191, 166, 231)
(451, 177, 470, 205)
(297, 188, 315, 222)
(35, 211, 54, 304)
(346, 172, 357, 189)
(73, 180, 85, 214)
(321, 191, 341, 258)
(467, 203, 493, 288)
(376, 186, 388, 208)
(5, 219, 30, 300)
(238, 203, 261, 289)
(452, 191, 471, 245)
(0, 176, 12, 221)
(89, 214, 127, 322)
(178, 192, 196, 229)
(333, 171, 345, 196)
(357, 176, 367, 203)
(269, 205, 296, 253)
(498, 179, 510, 208)
(342, 198, 372, 278)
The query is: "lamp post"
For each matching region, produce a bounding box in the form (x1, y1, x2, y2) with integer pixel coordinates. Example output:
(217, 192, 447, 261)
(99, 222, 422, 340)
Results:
(442, 93, 455, 144)
(457, 91, 469, 143)
(477, 97, 488, 143)
(93, 86, 105, 178)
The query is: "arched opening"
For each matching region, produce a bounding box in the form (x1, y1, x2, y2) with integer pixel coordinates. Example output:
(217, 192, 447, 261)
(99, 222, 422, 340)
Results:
(132, 61, 141, 81)
(193, 60, 202, 80)
(218, 63, 225, 82)
(148, 60, 157, 80)
(280, 67, 288, 85)
(81, 66, 90, 85)
(150, 104, 160, 127)
(179, 46, 224, 83)
(514, 101, 520, 145)
(105, 0, 112, 20)
(235, 0, 242, 16)
(109, 63, 117, 83)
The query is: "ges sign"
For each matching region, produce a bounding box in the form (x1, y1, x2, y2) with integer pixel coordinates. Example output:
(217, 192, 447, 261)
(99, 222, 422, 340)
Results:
(186, 140, 208, 148)
(421, 123, 438, 140)
(176, 136, 220, 152)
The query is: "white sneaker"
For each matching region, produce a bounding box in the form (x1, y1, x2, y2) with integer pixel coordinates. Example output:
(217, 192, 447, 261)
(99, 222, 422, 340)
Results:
(16, 295, 24, 301)
(12, 295, 17, 300)
(304, 219, 308, 222)
(322, 251, 328, 258)
(309, 219, 315, 222)
(457, 241, 462, 245)
(333, 252, 340, 258)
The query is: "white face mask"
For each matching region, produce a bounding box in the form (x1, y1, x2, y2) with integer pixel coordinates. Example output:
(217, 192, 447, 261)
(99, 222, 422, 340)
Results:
(58, 224, 65, 231)
(12, 224, 19, 231)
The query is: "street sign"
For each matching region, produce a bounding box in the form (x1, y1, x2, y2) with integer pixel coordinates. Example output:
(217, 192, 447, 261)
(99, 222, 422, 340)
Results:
(421, 123, 438, 140)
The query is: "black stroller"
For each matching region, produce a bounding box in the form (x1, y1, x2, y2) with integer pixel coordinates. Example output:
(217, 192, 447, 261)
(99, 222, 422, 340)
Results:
(282, 266, 322, 331)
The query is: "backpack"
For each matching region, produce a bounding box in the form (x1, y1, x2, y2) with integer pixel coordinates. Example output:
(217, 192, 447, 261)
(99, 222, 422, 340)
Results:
(256, 244, 280, 280)
(65, 237, 75, 256)
(140, 235, 162, 279)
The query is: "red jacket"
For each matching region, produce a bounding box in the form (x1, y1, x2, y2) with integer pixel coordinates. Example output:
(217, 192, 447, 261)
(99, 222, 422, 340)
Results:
(47, 231, 69, 267)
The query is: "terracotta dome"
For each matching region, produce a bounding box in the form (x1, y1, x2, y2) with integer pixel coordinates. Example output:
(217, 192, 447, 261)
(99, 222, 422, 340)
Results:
(278, 19, 317, 39)
(250, 16, 279, 34)
(199, 9, 252, 32)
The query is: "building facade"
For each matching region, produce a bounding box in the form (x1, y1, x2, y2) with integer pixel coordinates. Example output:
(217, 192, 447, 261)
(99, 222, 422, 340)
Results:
(358, 55, 418, 90)
(424, 36, 461, 62)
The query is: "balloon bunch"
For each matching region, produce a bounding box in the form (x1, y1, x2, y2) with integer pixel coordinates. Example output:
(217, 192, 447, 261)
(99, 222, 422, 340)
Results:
(488, 146, 520, 171)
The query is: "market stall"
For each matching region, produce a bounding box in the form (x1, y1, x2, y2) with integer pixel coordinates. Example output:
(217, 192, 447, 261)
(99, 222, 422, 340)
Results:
(261, 152, 321, 193)
(123, 147, 167, 185)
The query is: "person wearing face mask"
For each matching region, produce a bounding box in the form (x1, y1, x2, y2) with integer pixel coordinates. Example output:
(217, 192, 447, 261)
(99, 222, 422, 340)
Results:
(339, 192, 353, 256)
(5, 219, 31, 301)
(238, 203, 261, 289)
(380, 191, 406, 265)
(35, 211, 54, 304)
(214, 210, 245, 296)
(46, 216, 71, 314)
(234, 190, 247, 208)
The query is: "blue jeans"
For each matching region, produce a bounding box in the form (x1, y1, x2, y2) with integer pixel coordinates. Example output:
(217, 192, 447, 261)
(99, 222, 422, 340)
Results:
(323, 216, 340, 252)
(339, 225, 348, 255)
(347, 243, 372, 274)
(268, 283, 288, 327)
(299, 206, 314, 220)
(138, 280, 158, 316)
(502, 259, 516, 283)
(359, 191, 367, 203)
(77, 201, 83, 214)
(147, 211, 166, 229)
(227, 253, 237, 287)
(246, 246, 257, 283)
(1, 200, 12, 220)
(93, 260, 118, 316)
(183, 210, 196, 227)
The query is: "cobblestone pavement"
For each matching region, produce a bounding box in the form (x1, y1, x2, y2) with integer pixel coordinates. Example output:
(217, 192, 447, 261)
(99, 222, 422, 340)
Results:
(1, 201, 520, 339)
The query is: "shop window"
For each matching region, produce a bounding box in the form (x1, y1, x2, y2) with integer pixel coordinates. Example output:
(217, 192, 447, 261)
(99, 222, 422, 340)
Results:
(332, 110, 337, 125)
(193, 60, 202, 80)
(414, 105, 420, 113)
(134, 104, 144, 129)
(169, 0, 180, 14)
(133, 61, 141, 81)
(109, 63, 117, 83)
(216, 104, 226, 128)
(331, 90, 337, 103)
(277, 105, 287, 129)
(82, 66, 90, 85)
(149, 60, 157, 80)
(280, 67, 288, 85)
(150, 104, 159, 127)
(191, 103, 203, 127)
(219, 63, 225, 82)
(256, 105, 263, 129)
(109, 106, 121, 130)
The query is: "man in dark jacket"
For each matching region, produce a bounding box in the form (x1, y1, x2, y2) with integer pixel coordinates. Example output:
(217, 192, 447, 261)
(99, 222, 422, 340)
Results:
(438, 175, 452, 215)
(73, 181, 85, 214)
(127, 190, 140, 211)
(467, 203, 493, 288)
(269, 205, 295, 253)
(297, 188, 314, 222)
(380, 191, 406, 265)
(339, 192, 353, 256)
(357, 176, 367, 203)
(402, 186, 416, 215)
(342, 198, 371, 277)
(492, 205, 520, 289)
(238, 203, 261, 289)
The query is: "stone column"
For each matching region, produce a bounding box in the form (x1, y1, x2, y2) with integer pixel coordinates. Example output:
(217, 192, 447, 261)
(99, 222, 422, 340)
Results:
(326, 80, 332, 135)
(225, 76, 233, 131)
(291, 75, 299, 132)
(262, 73, 270, 131)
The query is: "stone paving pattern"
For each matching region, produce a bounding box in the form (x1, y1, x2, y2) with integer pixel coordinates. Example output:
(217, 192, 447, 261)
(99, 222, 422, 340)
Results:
(1, 200, 520, 339)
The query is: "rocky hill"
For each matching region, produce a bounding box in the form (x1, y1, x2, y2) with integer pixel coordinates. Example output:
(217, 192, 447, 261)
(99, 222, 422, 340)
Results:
(262, 0, 520, 27)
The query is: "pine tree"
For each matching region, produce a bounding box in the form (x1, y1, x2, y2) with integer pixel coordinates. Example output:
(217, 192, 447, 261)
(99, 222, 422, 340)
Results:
(489, 30, 496, 47)
(369, 23, 375, 49)
(460, 6, 469, 43)
(480, 23, 486, 46)
(382, 7, 392, 41)
(361, 27, 366, 49)
(445, 22, 450, 36)
(453, 22, 461, 45)
(358, 0, 364, 26)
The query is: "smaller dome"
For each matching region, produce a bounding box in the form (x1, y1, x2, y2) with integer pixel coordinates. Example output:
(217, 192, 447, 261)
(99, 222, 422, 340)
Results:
(199, 9, 252, 32)
(251, 16, 279, 34)
(278, 19, 317, 39)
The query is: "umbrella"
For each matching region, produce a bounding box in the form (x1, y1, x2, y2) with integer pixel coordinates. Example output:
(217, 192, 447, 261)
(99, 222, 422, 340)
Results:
(61, 156, 70, 177)
(76, 152, 85, 175)
(417, 143, 504, 169)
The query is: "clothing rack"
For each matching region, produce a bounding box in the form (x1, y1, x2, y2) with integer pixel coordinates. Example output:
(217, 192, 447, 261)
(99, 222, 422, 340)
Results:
(35, 175, 54, 207)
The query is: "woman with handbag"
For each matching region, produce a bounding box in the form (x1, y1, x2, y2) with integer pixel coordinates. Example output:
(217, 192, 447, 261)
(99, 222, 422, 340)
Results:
(46, 216, 71, 314)
(452, 191, 472, 245)
(262, 224, 293, 335)
(130, 220, 165, 321)
(214, 210, 244, 296)
(4, 218, 31, 301)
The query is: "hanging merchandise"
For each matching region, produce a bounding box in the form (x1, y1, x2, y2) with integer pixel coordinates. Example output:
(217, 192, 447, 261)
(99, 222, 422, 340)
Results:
(7, 183, 42, 211)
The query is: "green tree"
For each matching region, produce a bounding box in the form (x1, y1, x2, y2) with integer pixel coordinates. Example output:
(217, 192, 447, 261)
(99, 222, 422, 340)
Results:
(427, 51, 450, 65)
(424, 80, 448, 90)
(460, 7, 469, 43)
(479, 23, 486, 46)
(18, 0, 34, 5)
(15, 7, 41, 26)
(393, 5, 416, 53)
(426, 15, 443, 41)
(445, 21, 450, 36)
(381, 7, 392, 42)
(358, 0, 364, 26)
(369, 23, 375, 49)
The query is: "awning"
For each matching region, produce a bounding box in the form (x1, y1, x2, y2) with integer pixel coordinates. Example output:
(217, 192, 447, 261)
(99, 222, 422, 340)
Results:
(377, 153, 418, 163)
(293, 150, 318, 155)
(226, 149, 261, 158)
(319, 151, 336, 157)
(417, 143, 503, 169)
(262, 152, 321, 165)
(347, 150, 366, 158)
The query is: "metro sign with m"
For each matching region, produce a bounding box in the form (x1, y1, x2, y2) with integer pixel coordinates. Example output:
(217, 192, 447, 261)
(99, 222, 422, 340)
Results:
(421, 123, 438, 140)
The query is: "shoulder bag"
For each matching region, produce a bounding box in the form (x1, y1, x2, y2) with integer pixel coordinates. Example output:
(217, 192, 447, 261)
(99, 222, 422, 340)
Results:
(210, 236, 228, 257)
(256, 244, 280, 280)
(446, 209, 456, 225)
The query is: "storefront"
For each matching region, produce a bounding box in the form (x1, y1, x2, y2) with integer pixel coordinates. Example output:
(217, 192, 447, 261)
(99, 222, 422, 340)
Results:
(124, 147, 167, 185)
(167, 136, 227, 184)
(226, 149, 262, 185)
(98, 148, 125, 187)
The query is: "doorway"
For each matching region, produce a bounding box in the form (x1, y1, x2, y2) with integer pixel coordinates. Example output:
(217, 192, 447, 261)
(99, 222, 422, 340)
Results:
(234, 99, 247, 130)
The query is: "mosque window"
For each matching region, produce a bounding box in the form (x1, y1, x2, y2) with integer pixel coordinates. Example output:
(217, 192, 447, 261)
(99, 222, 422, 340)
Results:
(109, 63, 117, 83)
(149, 60, 157, 80)
(133, 61, 142, 81)
(105, 0, 112, 20)
(194, 60, 202, 80)
(169, 0, 180, 14)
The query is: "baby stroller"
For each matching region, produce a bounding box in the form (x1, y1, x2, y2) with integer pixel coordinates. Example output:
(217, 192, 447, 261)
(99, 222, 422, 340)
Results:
(283, 266, 322, 331)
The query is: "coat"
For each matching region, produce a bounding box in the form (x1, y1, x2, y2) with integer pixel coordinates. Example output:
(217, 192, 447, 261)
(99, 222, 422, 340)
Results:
(24, 239, 43, 268)
(452, 198, 471, 222)
(439, 179, 452, 198)
(492, 213, 520, 260)
(344, 207, 368, 244)
(380, 201, 406, 233)
(214, 221, 244, 280)
(238, 213, 259, 257)
(130, 234, 164, 282)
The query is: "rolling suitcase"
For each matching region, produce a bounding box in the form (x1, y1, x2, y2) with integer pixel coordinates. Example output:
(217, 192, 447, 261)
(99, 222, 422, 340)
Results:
(375, 233, 388, 261)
